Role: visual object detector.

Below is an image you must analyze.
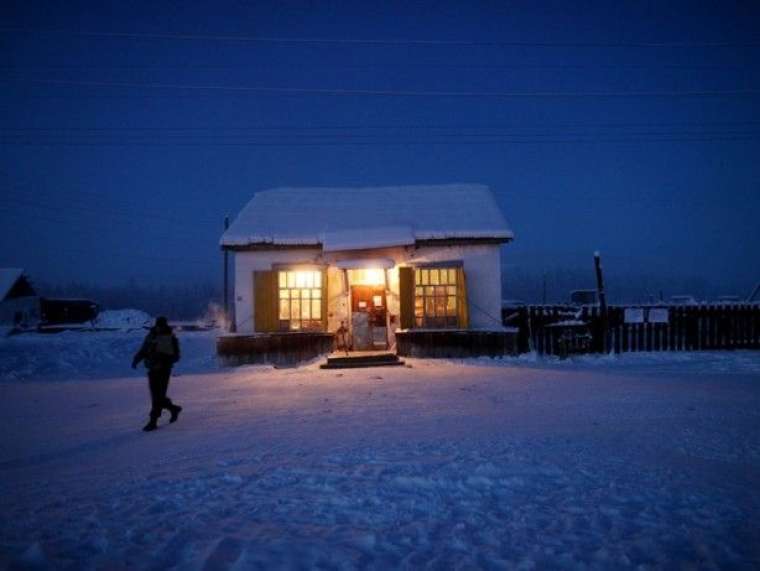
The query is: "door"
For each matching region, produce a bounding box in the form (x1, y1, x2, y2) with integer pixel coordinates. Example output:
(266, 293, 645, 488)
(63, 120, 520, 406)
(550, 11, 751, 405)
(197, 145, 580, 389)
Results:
(350, 286, 388, 350)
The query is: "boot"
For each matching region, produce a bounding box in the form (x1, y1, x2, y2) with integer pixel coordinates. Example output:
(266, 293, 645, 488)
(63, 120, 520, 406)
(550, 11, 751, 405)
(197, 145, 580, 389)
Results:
(143, 420, 158, 432)
(169, 405, 182, 423)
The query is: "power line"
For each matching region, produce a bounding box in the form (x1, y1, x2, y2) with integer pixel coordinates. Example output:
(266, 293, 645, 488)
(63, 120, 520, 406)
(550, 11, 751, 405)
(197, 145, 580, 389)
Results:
(1, 63, 752, 70)
(3, 28, 759, 48)
(6, 78, 760, 98)
(4, 120, 760, 131)
(4, 130, 760, 143)
(3, 136, 759, 147)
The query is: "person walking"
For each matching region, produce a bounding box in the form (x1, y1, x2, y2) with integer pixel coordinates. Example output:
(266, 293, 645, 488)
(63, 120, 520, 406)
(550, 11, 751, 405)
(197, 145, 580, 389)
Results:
(132, 316, 183, 432)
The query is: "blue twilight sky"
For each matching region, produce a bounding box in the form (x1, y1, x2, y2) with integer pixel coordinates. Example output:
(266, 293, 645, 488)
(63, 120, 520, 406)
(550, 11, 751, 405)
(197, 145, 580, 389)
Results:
(1, 1, 759, 298)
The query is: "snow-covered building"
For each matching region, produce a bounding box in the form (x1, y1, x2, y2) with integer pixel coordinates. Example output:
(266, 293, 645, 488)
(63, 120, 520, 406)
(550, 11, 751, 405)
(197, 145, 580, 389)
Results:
(0, 268, 40, 332)
(219, 184, 514, 363)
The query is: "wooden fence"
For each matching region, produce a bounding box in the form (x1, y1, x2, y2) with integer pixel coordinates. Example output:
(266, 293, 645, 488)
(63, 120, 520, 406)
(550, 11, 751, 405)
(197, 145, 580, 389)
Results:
(502, 303, 760, 356)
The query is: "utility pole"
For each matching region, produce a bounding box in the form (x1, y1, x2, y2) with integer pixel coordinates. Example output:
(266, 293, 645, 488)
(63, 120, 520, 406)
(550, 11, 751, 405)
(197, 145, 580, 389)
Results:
(223, 215, 231, 332)
(594, 251, 609, 353)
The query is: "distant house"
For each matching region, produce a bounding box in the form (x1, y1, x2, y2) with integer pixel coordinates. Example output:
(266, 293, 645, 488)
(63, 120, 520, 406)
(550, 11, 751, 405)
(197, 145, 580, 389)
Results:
(0, 268, 40, 330)
(219, 184, 514, 363)
(40, 298, 100, 326)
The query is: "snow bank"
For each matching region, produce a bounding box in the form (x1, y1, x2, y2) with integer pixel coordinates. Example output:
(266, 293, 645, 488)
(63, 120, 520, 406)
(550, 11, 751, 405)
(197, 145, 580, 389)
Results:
(0, 330, 220, 382)
(92, 309, 153, 330)
(4, 326, 760, 382)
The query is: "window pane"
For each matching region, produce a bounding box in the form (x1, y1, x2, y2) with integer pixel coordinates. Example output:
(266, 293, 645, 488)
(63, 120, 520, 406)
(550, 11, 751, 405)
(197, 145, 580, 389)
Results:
(439, 270, 448, 285)
(415, 269, 421, 285)
(434, 286, 446, 297)
(278, 272, 286, 288)
(425, 286, 434, 296)
(287, 272, 295, 288)
(425, 296, 435, 316)
(311, 288, 321, 298)
(421, 269, 429, 285)
(449, 268, 457, 284)
(306, 272, 315, 288)
(447, 285, 456, 296)
(291, 299, 300, 320)
(302, 289, 311, 299)
(430, 269, 439, 285)
(313, 271, 321, 287)
(279, 299, 290, 319)
(447, 296, 457, 316)
(301, 300, 310, 319)
(435, 296, 446, 316)
(415, 286, 423, 296)
(311, 299, 321, 319)
(280, 289, 290, 299)
(290, 319, 300, 330)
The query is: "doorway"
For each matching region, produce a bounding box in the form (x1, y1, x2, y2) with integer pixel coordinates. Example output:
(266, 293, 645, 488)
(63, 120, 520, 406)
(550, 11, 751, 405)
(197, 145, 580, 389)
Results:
(350, 285, 388, 350)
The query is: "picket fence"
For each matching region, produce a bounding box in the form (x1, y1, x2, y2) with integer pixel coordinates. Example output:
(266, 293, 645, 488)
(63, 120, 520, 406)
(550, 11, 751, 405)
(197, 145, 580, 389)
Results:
(502, 303, 760, 356)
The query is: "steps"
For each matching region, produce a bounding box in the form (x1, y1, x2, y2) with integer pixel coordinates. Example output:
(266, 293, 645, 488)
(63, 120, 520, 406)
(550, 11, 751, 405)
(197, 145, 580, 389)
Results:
(320, 352, 405, 369)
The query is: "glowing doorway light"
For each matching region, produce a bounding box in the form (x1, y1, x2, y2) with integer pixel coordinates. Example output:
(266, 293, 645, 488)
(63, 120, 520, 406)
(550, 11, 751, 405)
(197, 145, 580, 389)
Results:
(346, 268, 386, 286)
(362, 268, 385, 286)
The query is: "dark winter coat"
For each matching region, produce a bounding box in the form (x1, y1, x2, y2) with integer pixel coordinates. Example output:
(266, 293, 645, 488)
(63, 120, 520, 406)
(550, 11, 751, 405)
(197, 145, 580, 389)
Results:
(132, 326, 180, 371)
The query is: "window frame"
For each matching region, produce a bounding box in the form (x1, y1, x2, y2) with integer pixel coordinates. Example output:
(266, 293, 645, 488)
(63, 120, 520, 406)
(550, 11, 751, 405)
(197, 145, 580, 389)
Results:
(413, 262, 463, 329)
(273, 265, 326, 332)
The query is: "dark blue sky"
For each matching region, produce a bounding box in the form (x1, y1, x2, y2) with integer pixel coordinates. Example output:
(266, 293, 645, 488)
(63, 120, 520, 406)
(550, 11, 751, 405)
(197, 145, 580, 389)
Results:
(2, 1, 759, 299)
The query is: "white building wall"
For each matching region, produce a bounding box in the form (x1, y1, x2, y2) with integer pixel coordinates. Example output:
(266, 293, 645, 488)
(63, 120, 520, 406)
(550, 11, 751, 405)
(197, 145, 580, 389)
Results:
(409, 244, 503, 329)
(232, 243, 504, 334)
(232, 248, 322, 333)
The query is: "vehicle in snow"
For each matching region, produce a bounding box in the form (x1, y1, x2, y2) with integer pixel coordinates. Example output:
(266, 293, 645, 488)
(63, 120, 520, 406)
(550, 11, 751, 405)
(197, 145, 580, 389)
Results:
(570, 289, 598, 306)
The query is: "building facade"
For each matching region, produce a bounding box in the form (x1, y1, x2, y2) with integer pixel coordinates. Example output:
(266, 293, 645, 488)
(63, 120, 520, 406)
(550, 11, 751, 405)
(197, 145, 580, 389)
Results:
(220, 185, 513, 357)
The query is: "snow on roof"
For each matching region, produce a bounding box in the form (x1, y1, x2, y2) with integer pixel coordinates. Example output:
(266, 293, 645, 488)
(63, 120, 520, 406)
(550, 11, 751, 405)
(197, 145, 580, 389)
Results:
(323, 226, 414, 252)
(0, 268, 24, 300)
(221, 184, 513, 251)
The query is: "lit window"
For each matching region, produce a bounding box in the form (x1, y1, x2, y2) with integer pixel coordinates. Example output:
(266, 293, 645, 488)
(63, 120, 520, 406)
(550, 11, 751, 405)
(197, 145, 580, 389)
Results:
(414, 267, 459, 328)
(278, 270, 323, 331)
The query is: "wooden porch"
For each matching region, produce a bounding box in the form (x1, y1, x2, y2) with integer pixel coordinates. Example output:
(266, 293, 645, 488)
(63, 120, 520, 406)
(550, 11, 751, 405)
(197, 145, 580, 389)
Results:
(320, 351, 405, 369)
(217, 332, 334, 366)
(395, 329, 519, 358)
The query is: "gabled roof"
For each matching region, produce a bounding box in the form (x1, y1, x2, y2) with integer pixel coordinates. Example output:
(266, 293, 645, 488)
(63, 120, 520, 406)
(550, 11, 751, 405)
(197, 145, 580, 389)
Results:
(221, 184, 513, 251)
(0, 268, 25, 300)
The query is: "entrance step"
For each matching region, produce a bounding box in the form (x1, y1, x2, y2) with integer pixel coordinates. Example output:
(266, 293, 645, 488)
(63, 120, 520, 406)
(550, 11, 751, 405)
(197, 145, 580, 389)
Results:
(320, 352, 405, 369)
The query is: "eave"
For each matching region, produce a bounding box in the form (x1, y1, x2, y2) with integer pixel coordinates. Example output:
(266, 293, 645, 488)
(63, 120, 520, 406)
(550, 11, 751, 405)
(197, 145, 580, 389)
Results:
(221, 236, 513, 252)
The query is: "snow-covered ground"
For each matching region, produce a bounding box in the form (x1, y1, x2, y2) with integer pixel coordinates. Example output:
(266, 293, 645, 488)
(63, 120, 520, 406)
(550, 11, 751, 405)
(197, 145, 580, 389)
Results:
(1, 334, 760, 569)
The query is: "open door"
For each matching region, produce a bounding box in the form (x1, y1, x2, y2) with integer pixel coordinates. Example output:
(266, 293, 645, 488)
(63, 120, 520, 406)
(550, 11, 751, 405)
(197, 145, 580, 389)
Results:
(350, 285, 387, 350)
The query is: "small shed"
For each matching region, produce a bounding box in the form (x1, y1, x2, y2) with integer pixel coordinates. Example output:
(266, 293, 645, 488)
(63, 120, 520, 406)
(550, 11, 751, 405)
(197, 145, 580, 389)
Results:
(219, 184, 516, 363)
(0, 268, 40, 331)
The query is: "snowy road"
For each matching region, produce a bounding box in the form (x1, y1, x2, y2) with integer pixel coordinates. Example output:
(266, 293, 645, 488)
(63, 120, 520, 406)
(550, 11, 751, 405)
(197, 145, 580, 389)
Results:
(1, 353, 760, 569)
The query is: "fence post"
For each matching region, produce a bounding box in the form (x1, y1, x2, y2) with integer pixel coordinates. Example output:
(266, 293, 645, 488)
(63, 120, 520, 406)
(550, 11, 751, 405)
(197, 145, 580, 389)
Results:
(593, 252, 609, 353)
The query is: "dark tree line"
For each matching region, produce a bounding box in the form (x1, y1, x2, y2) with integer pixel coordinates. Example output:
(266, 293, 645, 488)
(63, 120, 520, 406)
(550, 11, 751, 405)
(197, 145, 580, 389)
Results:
(502, 266, 749, 305)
